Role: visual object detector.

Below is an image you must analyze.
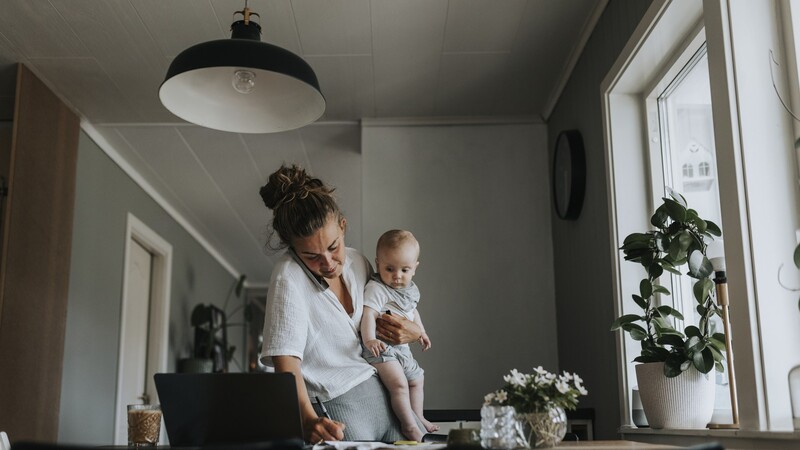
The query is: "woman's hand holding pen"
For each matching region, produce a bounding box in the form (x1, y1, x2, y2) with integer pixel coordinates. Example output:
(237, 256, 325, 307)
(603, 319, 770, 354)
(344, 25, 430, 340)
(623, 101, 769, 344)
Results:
(307, 396, 345, 443)
(306, 416, 345, 443)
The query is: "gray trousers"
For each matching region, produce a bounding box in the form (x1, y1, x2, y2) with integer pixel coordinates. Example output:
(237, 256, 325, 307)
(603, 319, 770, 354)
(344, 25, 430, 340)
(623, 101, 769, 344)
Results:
(313, 374, 423, 442)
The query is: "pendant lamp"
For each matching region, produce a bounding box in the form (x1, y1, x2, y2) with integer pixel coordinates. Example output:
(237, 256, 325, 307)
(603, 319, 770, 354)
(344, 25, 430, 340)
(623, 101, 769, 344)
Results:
(159, 4, 325, 134)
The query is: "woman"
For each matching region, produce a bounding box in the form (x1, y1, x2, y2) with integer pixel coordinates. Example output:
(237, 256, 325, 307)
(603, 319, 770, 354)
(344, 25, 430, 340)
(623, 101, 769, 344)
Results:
(258, 165, 424, 442)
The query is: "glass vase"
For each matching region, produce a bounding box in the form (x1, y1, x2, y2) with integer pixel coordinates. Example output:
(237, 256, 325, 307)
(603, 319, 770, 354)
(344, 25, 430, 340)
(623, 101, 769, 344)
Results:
(515, 406, 567, 449)
(480, 404, 518, 449)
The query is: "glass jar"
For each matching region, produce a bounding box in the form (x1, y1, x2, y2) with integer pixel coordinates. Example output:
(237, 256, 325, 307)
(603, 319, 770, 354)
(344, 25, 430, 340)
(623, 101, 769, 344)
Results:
(480, 404, 518, 449)
(515, 406, 567, 448)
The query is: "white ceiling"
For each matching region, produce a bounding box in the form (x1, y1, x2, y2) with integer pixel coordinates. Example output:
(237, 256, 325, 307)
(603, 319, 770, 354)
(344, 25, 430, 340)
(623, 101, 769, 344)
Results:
(0, 0, 603, 285)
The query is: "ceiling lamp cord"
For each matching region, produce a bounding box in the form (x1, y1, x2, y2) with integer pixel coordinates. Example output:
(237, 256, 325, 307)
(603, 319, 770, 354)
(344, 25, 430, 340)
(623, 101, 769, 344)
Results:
(236, 0, 256, 26)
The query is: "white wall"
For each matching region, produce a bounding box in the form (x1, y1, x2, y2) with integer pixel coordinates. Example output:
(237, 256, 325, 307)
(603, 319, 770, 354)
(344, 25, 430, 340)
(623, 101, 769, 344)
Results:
(361, 123, 557, 409)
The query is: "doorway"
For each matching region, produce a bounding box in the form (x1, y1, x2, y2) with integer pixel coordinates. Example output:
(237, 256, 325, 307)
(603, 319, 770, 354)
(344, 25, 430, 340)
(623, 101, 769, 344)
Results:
(113, 214, 172, 444)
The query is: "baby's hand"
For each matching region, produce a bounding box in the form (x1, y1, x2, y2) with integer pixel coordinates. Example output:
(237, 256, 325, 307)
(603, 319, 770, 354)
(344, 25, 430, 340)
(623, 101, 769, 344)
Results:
(365, 339, 386, 358)
(419, 333, 432, 351)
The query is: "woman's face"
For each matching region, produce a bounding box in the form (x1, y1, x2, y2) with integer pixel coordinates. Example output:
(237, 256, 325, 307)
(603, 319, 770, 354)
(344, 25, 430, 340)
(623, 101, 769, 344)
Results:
(292, 216, 347, 280)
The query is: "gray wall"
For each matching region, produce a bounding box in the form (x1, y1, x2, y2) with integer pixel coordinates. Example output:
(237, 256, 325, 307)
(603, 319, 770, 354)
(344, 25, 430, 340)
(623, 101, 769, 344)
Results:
(362, 123, 557, 409)
(59, 121, 554, 442)
(546, 0, 653, 440)
(300, 124, 364, 253)
(58, 131, 236, 444)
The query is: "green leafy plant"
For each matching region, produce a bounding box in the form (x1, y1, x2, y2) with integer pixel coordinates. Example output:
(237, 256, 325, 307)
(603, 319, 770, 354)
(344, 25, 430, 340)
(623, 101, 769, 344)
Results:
(795, 244, 800, 310)
(796, 244, 800, 272)
(190, 274, 247, 371)
(610, 189, 726, 377)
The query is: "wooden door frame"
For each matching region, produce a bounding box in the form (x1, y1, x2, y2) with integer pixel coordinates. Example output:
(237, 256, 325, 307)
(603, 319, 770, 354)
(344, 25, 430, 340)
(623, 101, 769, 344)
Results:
(113, 213, 172, 444)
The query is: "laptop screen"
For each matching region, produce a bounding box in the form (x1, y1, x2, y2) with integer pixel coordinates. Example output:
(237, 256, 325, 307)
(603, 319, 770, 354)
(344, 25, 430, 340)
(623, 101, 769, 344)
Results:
(154, 372, 304, 447)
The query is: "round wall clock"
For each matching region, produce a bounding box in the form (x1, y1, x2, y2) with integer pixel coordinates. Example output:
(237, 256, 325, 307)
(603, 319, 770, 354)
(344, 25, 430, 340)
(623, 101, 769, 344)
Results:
(552, 129, 586, 220)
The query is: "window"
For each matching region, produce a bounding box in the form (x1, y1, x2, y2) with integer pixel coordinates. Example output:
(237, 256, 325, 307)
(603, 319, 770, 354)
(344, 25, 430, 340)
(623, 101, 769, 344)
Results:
(603, 0, 800, 436)
(653, 45, 721, 226)
(647, 43, 732, 421)
(699, 161, 710, 177)
(682, 163, 693, 178)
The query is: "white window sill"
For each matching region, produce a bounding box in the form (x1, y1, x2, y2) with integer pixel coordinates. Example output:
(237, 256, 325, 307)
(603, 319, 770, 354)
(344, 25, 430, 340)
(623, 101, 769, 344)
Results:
(619, 425, 800, 449)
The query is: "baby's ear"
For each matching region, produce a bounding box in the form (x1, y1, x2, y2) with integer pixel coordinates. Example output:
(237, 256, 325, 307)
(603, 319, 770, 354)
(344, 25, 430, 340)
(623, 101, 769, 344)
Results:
(415, 261, 420, 268)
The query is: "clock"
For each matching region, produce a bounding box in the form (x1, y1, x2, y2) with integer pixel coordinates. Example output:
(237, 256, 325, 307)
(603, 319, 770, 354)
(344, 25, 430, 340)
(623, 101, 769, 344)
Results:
(552, 129, 586, 220)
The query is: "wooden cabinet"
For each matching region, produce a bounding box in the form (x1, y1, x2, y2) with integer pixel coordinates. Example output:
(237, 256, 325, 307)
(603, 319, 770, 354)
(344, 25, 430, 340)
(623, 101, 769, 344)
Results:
(0, 121, 12, 261)
(0, 64, 80, 442)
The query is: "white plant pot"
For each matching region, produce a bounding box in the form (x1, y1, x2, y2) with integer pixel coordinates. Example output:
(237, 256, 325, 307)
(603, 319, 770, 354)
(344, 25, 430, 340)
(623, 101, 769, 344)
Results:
(635, 361, 715, 429)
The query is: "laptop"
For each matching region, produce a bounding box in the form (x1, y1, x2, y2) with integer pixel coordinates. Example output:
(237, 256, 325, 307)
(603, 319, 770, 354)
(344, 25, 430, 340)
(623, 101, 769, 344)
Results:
(154, 372, 304, 447)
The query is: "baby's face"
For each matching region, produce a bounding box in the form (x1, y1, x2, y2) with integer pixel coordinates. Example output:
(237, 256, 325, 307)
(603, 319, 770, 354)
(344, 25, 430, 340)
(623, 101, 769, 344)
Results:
(375, 244, 419, 289)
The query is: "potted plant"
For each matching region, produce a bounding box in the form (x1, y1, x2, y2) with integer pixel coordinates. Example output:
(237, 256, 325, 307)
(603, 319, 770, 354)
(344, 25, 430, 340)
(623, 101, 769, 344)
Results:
(610, 189, 726, 428)
(483, 366, 588, 448)
(178, 275, 247, 373)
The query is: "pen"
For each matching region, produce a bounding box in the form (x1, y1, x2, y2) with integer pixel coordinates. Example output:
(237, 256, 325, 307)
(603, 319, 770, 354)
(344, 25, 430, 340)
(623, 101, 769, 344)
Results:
(316, 396, 330, 420)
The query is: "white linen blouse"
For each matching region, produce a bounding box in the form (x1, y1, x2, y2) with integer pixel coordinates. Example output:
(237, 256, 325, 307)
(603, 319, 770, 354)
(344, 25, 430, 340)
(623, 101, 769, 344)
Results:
(260, 247, 376, 401)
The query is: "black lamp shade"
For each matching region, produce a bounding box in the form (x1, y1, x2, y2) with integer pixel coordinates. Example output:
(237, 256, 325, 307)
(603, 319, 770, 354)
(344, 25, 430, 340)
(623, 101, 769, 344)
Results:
(159, 21, 325, 134)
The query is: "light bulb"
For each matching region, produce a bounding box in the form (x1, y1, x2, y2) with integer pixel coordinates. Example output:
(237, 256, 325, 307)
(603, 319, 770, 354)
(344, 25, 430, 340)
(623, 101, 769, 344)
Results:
(232, 70, 256, 94)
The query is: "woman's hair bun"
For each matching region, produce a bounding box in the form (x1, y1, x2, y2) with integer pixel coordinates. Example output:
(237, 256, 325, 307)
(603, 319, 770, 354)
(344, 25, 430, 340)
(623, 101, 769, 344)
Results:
(259, 164, 342, 248)
(259, 164, 324, 210)
(259, 185, 278, 210)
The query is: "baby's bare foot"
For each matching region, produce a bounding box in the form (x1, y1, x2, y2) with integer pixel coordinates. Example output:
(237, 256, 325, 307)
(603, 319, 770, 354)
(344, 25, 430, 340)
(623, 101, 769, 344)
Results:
(402, 424, 424, 442)
(420, 418, 439, 432)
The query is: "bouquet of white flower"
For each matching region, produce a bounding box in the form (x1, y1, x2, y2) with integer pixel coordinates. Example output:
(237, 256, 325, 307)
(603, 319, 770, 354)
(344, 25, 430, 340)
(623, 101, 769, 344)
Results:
(484, 366, 588, 413)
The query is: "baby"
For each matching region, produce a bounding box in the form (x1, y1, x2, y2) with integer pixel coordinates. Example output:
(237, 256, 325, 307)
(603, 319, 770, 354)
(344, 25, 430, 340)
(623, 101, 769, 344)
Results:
(360, 230, 437, 441)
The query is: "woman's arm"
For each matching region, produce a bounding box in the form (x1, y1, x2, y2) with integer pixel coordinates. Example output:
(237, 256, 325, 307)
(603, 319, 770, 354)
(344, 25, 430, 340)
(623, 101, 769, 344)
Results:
(273, 355, 345, 442)
(375, 312, 422, 345)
